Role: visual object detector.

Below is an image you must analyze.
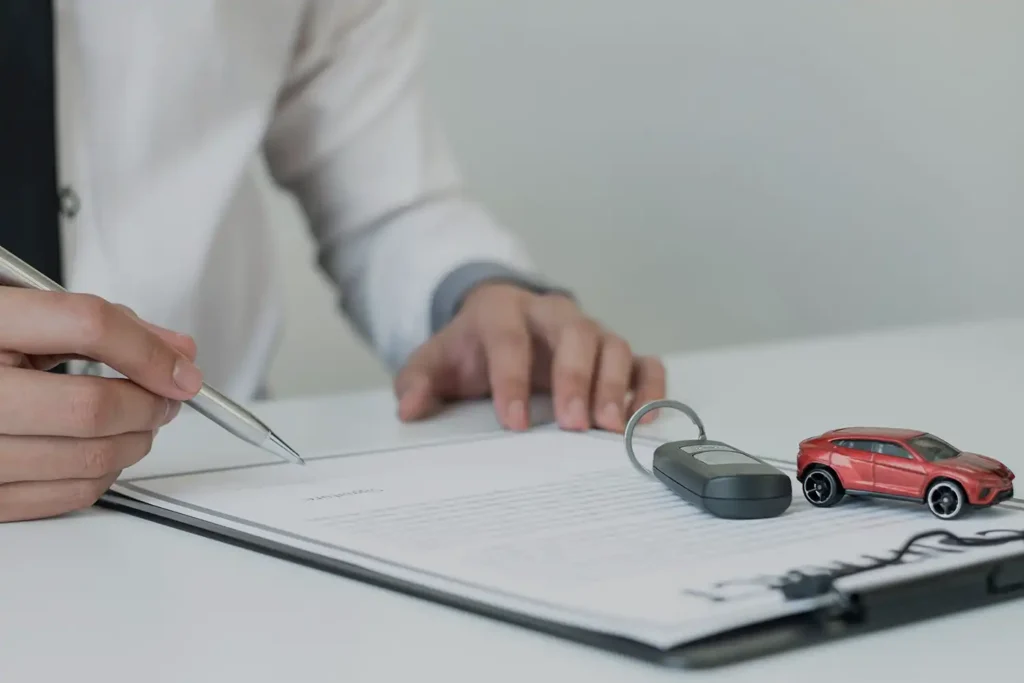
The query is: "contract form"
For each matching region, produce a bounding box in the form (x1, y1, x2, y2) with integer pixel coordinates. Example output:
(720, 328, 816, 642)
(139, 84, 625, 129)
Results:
(108, 427, 1024, 652)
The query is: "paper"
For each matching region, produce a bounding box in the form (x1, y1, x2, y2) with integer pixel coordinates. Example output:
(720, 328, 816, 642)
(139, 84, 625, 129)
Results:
(110, 428, 1024, 650)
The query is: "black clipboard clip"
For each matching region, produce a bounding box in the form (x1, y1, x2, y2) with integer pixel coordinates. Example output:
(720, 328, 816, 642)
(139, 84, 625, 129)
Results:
(672, 528, 1024, 669)
(775, 528, 1024, 600)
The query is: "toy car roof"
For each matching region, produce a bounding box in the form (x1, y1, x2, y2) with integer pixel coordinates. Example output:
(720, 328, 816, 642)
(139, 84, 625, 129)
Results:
(821, 426, 927, 440)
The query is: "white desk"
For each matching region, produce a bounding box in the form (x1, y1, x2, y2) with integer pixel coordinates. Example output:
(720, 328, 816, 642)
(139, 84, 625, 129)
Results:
(3, 318, 1024, 682)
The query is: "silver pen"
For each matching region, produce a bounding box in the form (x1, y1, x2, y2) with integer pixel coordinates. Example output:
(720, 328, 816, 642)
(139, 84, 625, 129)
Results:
(0, 245, 304, 466)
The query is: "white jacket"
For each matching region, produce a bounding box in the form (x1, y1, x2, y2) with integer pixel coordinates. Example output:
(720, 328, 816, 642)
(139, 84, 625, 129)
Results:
(54, 0, 546, 399)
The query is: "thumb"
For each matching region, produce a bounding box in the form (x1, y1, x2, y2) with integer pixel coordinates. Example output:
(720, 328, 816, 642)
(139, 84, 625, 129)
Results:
(393, 336, 449, 421)
(140, 323, 198, 362)
(115, 305, 198, 362)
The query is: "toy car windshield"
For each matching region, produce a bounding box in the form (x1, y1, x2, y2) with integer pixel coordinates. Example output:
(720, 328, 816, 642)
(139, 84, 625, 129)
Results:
(907, 434, 960, 462)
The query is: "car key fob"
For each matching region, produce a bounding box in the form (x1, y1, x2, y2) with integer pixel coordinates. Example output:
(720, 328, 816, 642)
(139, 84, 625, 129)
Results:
(624, 400, 793, 519)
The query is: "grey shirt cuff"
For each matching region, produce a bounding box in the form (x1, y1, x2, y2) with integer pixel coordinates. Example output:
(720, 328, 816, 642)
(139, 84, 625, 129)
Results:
(430, 261, 574, 332)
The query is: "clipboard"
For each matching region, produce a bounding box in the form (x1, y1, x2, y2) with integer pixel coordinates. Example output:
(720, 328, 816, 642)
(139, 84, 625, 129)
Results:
(98, 486, 1024, 670)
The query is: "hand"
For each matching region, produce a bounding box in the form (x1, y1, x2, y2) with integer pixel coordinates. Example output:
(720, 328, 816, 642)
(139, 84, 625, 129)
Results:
(0, 287, 204, 523)
(394, 282, 666, 432)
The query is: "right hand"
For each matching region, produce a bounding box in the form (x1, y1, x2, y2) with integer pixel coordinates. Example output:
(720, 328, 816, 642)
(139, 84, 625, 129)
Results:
(0, 287, 204, 522)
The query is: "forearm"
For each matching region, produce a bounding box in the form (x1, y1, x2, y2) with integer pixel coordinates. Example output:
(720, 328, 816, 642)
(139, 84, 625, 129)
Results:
(319, 193, 559, 370)
(262, 0, 565, 371)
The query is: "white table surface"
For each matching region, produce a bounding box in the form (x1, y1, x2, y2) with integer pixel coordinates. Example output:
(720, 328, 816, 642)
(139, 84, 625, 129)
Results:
(4, 317, 1024, 682)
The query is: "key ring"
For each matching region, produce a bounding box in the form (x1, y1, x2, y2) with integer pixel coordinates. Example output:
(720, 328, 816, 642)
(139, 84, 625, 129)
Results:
(623, 399, 707, 477)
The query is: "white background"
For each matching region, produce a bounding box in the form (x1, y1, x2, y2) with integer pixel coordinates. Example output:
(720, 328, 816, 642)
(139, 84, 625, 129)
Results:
(260, 0, 1024, 398)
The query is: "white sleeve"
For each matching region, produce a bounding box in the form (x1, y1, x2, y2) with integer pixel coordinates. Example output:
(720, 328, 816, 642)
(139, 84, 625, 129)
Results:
(261, 0, 560, 371)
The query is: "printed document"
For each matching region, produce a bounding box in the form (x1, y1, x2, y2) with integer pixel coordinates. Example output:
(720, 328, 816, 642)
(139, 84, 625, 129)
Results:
(109, 428, 1024, 650)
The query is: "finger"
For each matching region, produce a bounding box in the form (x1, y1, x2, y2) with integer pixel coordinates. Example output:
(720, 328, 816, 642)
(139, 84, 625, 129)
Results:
(0, 367, 172, 438)
(0, 289, 202, 400)
(548, 318, 602, 431)
(0, 431, 157, 484)
(0, 473, 119, 523)
(22, 310, 195, 371)
(393, 336, 448, 422)
(479, 316, 532, 431)
(591, 334, 634, 432)
(26, 350, 195, 373)
(137, 324, 197, 362)
(524, 293, 579, 342)
(627, 356, 668, 423)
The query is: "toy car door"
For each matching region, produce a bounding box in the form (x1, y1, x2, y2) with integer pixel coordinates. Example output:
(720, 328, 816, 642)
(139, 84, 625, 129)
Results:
(830, 439, 875, 489)
(869, 439, 927, 497)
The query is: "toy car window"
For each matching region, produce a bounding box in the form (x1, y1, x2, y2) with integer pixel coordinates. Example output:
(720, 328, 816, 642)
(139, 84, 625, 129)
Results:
(908, 434, 960, 462)
(874, 441, 912, 458)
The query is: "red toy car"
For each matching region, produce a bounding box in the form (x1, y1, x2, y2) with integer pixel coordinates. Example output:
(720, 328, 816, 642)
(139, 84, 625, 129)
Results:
(796, 427, 1014, 519)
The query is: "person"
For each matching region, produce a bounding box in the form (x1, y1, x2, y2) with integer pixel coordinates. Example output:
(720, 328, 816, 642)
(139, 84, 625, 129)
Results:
(0, 0, 665, 523)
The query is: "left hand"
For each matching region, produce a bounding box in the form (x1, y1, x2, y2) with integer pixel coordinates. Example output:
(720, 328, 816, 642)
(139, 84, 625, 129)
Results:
(393, 283, 666, 432)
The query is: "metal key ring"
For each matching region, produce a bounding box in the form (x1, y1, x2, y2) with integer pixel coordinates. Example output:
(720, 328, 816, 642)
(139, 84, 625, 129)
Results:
(623, 399, 707, 477)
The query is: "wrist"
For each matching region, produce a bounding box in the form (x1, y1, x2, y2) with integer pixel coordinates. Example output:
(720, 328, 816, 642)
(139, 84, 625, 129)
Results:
(430, 261, 574, 332)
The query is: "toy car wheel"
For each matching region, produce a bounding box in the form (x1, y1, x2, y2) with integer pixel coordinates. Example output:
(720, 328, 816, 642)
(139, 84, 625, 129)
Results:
(802, 468, 843, 507)
(926, 480, 966, 519)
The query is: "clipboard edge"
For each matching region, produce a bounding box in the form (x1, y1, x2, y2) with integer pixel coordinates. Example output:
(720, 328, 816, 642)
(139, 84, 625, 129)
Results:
(96, 492, 1024, 670)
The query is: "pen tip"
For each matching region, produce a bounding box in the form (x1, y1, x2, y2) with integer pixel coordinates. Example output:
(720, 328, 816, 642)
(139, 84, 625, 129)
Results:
(267, 432, 306, 466)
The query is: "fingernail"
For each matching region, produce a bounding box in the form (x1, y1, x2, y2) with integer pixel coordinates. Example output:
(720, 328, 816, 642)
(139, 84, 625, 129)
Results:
(173, 358, 203, 393)
(398, 395, 418, 420)
(397, 376, 428, 420)
(601, 402, 621, 427)
(567, 397, 587, 429)
(507, 400, 527, 429)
